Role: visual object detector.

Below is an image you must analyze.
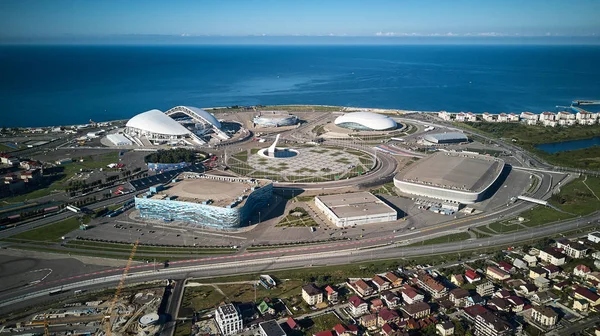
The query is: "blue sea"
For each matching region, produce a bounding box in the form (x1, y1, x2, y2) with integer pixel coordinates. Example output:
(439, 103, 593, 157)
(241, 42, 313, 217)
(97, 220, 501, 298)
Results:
(1, 44, 600, 127)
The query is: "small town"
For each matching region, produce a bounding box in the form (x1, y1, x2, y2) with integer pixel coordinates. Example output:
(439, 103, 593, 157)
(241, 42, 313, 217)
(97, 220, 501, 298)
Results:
(175, 231, 600, 336)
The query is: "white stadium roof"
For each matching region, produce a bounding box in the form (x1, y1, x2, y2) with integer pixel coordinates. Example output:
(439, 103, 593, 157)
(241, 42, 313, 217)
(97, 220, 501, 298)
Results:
(334, 111, 397, 131)
(126, 109, 192, 136)
(167, 106, 222, 129)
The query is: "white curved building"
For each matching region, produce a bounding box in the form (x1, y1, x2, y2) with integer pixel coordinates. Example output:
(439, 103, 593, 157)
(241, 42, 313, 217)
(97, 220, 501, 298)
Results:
(394, 152, 505, 204)
(253, 113, 298, 127)
(124, 106, 228, 146)
(334, 112, 397, 131)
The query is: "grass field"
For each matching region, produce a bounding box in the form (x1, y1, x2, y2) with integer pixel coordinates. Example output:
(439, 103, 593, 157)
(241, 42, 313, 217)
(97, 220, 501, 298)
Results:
(276, 214, 318, 227)
(474, 225, 496, 235)
(303, 313, 343, 335)
(488, 221, 525, 233)
(9, 216, 90, 242)
(408, 232, 471, 246)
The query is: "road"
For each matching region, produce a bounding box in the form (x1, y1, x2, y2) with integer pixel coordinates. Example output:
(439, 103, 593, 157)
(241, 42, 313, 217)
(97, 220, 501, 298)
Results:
(1, 210, 596, 316)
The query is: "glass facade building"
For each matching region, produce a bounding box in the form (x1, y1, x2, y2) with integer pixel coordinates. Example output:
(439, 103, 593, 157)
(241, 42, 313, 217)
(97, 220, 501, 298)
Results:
(135, 183, 273, 229)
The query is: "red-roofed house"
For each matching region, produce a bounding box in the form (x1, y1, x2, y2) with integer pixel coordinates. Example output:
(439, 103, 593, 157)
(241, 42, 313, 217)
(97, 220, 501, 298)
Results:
(486, 266, 511, 281)
(370, 298, 384, 312)
(372, 275, 391, 292)
(463, 304, 488, 323)
(498, 261, 516, 274)
(381, 323, 398, 336)
(416, 273, 448, 299)
(333, 324, 347, 336)
(325, 285, 339, 303)
(574, 265, 592, 278)
(384, 272, 403, 287)
(401, 287, 424, 304)
(286, 317, 299, 330)
(507, 296, 525, 312)
(465, 270, 481, 283)
(451, 274, 465, 287)
(346, 325, 359, 335)
(348, 296, 368, 316)
(378, 308, 400, 326)
(360, 314, 377, 328)
(352, 279, 374, 297)
(574, 286, 600, 306)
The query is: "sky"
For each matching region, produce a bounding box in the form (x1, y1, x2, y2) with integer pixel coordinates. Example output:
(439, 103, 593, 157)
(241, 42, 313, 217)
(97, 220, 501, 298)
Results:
(1, 0, 599, 43)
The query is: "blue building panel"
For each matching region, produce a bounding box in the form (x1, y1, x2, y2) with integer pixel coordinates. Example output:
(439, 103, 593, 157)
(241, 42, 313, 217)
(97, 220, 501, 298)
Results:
(135, 183, 273, 229)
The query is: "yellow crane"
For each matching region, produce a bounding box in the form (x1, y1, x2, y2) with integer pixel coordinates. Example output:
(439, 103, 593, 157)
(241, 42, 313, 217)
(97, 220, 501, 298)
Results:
(104, 239, 139, 336)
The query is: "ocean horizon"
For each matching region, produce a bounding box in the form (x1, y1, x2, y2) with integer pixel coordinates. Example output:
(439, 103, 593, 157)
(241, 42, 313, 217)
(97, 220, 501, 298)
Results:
(1, 44, 599, 127)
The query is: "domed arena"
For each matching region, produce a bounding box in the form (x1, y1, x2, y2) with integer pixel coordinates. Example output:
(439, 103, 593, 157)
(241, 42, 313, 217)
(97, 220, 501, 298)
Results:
(334, 112, 397, 131)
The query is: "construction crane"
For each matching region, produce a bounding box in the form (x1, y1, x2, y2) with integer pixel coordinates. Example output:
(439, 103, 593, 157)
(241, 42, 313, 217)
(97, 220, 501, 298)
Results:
(104, 239, 139, 336)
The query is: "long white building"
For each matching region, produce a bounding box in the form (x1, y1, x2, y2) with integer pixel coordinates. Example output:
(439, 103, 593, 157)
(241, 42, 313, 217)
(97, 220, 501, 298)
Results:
(315, 192, 397, 227)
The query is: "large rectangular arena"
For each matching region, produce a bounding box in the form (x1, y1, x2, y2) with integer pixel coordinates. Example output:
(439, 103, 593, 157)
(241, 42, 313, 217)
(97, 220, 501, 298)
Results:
(135, 173, 272, 229)
(394, 152, 504, 204)
(315, 192, 397, 227)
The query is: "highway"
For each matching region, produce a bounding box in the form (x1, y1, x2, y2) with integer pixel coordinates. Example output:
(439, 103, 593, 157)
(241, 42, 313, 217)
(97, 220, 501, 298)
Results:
(1, 209, 596, 315)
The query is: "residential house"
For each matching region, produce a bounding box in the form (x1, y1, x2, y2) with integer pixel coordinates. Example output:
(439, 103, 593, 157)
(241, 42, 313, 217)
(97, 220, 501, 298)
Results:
(539, 111, 556, 121)
(486, 266, 510, 281)
(474, 311, 511, 336)
(576, 110, 594, 121)
(497, 113, 509, 122)
(519, 284, 538, 295)
(465, 269, 482, 283)
(215, 304, 243, 336)
(286, 318, 298, 331)
(449, 288, 470, 307)
(333, 324, 348, 336)
(520, 112, 539, 125)
(531, 291, 558, 305)
(466, 293, 485, 307)
(574, 286, 600, 306)
(476, 281, 494, 297)
(523, 254, 538, 267)
(529, 267, 547, 280)
(541, 265, 561, 279)
(482, 112, 495, 122)
(455, 112, 467, 122)
(507, 296, 525, 312)
(346, 325, 359, 335)
(557, 111, 575, 120)
(381, 323, 400, 336)
(538, 248, 566, 266)
(463, 304, 488, 324)
(436, 321, 454, 336)
(588, 232, 600, 244)
(451, 274, 465, 287)
(438, 111, 452, 121)
(259, 320, 286, 336)
(359, 314, 378, 328)
(401, 302, 430, 319)
(381, 291, 401, 309)
(531, 306, 558, 328)
(372, 275, 391, 292)
(465, 112, 477, 122)
(534, 277, 551, 289)
(348, 296, 368, 316)
(557, 239, 588, 259)
(487, 297, 510, 312)
(553, 281, 569, 291)
(512, 258, 528, 270)
(352, 279, 374, 297)
(508, 113, 520, 122)
(384, 272, 402, 288)
(494, 290, 512, 299)
(370, 298, 384, 313)
(302, 284, 323, 305)
(378, 308, 400, 326)
(401, 286, 424, 304)
(573, 299, 589, 312)
(497, 262, 516, 274)
(325, 285, 338, 303)
(416, 273, 448, 299)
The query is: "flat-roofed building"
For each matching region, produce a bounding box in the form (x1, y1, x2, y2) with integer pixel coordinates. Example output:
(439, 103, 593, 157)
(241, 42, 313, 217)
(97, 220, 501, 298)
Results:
(315, 192, 397, 227)
(215, 304, 243, 336)
(302, 284, 323, 305)
(394, 152, 504, 204)
(259, 320, 287, 336)
(135, 173, 272, 229)
(423, 132, 469, 144)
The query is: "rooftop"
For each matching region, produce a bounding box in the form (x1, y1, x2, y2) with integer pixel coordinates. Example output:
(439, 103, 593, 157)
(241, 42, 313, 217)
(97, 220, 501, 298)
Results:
(144, 173, 270, 207)
(259, 320, 286, 336)
(302, 284, 322, 296)
(395, 152, 504, 193)
(316, 192, 396, 219)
